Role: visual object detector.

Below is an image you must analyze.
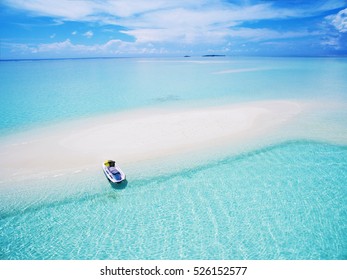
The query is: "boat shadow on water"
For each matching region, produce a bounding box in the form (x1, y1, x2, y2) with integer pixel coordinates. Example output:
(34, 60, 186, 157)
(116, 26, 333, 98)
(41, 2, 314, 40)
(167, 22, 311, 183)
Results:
(108, 179, 128, 190)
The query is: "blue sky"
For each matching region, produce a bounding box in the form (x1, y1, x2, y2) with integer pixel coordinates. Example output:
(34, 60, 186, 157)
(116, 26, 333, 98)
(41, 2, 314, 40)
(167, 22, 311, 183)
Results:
(1, 0, 347, 59)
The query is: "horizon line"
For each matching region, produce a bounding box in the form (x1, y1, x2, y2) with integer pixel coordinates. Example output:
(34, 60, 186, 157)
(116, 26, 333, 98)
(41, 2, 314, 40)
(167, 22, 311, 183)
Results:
(1, 54, 347, 62)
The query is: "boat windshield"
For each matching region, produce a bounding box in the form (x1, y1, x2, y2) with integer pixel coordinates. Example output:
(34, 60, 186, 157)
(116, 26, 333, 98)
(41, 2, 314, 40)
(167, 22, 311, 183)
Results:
(109, 167, 118, 173)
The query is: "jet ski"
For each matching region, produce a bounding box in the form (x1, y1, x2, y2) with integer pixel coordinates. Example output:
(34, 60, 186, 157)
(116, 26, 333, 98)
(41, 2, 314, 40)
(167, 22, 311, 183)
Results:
(102, 160, 126, 183)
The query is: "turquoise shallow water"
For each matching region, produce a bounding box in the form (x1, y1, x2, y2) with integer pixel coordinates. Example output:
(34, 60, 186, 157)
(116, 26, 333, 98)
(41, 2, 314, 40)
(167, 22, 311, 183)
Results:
(0, 57, 347, 259)
(1, 140, 346, 259)
(1, 57, 347, 134)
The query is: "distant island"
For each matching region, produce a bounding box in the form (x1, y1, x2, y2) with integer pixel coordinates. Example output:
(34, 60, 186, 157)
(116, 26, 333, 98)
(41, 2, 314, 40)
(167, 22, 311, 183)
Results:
(202, 54, 226, 57)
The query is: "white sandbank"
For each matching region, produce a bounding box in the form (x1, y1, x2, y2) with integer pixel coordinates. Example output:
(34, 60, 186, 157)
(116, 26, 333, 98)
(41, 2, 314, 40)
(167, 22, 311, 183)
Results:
(213, 67, 270, 74)
(0, 100, 303, 182)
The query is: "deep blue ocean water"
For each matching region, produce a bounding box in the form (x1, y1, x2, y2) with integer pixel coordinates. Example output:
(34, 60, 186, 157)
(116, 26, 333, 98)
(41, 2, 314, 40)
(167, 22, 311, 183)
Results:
(0, 57, 346, 259)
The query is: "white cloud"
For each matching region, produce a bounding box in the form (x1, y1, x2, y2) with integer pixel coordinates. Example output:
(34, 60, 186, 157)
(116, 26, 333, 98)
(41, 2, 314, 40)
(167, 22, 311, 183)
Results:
(5, 39, 170, 56)
(321, 35, 341, 49)
(34, 39, 75, 53)
(3, 0, 95, 20)
(5, 24, 322, 58)
(2, 0, 199, 22)
(124, 26, 321, 45)
(2, 42, 34, 54)
(83, 30, 94, 38)
(228, 28, 321, 41)
(50, 33, 56, 39)
(3, 0, 345, 57)
(4, 0, 344, 23)
(119, 3, 325, 45)
(4, 0, 344, 46)
(327, 8, 347, 32)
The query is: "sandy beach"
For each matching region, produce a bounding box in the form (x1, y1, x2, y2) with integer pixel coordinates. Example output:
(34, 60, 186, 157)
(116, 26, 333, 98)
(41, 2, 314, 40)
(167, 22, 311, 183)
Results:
(0, 99, 304, 182)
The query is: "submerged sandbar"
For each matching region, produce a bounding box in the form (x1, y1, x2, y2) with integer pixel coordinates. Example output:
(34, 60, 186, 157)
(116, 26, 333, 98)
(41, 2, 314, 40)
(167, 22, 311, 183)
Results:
(0, 100, 303, 182)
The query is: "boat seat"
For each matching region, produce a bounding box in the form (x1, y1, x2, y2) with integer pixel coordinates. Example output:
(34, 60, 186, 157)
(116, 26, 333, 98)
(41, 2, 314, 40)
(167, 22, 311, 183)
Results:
(109, 167, 118, 174)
